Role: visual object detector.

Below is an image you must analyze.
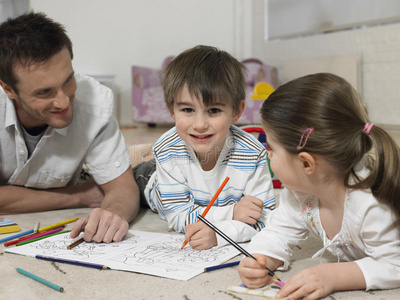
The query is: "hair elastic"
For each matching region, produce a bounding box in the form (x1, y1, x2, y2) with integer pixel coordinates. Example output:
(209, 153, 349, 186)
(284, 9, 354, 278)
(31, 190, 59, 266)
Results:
(363, 123, 374, 135)
(297, 127, 314, 150)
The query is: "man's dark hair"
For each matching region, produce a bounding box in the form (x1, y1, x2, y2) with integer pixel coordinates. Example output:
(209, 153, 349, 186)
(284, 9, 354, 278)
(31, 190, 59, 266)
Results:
(0, 12, 73, 92)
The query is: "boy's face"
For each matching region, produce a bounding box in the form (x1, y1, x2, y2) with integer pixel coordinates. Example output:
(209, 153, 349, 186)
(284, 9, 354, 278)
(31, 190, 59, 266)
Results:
(1, 47, 76, 130)
(171, 85, 244, 168)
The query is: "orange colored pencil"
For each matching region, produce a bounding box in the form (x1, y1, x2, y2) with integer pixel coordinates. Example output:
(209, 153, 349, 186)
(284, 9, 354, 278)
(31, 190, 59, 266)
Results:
(180, 176, 230, 250)
(67, 237, 84, 250)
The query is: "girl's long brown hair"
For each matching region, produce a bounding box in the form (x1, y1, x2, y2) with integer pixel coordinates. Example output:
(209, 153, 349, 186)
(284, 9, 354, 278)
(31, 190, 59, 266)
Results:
(260, 73, 400, 219)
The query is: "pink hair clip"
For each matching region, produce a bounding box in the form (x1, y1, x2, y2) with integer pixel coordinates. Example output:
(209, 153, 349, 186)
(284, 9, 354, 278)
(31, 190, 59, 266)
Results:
(363, 123, 374, 135)
(297, 127, 314, 150)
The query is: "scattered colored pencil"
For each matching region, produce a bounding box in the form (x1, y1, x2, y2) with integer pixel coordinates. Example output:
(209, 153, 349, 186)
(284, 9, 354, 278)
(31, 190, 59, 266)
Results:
(66, 237, 84, 250)
(36, 255, 109, 270)
(16, 268, 64, 292)
(4, 226, 66, 247)
(38, 218, 78, 232)
(198, 215, 282, 283)
(34, 221, 40, 233)
(181, 176, 230, 250)
(17, 230, 70, 246)
(204, 260, 240, 272)
(0, 228, 34, 244)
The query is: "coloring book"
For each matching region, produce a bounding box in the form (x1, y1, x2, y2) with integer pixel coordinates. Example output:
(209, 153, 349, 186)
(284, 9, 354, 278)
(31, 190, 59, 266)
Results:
(228, 283, 281, 298)
(5, 230, 240, 281)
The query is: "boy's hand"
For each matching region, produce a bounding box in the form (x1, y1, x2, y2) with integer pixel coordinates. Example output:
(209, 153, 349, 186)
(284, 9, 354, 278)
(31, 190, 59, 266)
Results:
(238, 254, 274, 288)
(184, 221, 217, 250)
(233, 196, 263, 224)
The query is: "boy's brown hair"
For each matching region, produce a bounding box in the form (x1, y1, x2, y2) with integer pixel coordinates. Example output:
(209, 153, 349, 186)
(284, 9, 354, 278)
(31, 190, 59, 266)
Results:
(162, 45, 246, 114)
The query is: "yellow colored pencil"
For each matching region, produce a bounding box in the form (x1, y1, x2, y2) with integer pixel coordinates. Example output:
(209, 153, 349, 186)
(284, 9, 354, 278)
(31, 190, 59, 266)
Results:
(38, 218, 78, 233)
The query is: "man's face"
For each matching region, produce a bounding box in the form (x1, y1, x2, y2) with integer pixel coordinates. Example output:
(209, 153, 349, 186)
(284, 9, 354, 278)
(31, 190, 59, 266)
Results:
(11, 47, 76, 130)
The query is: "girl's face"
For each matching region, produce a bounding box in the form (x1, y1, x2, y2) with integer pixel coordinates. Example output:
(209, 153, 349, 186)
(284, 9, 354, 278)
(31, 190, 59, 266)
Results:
(264, 129, 307, 192)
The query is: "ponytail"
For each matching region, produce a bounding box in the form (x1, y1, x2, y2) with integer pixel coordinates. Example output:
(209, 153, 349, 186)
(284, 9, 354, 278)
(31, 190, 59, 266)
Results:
(348, 125, 400, 220)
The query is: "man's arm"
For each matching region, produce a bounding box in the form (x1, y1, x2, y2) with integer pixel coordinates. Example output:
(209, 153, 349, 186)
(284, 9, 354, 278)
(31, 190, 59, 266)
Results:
(70, 167, 140, 243)
(0, 179, 104, 214)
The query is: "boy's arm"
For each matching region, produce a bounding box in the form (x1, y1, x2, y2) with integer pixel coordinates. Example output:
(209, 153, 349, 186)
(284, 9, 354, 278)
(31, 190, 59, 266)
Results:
(199, 156, 275, 245)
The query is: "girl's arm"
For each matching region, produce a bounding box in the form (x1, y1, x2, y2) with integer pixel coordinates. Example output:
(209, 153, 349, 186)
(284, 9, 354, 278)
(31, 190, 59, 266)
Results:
(276, 262, 365, 300)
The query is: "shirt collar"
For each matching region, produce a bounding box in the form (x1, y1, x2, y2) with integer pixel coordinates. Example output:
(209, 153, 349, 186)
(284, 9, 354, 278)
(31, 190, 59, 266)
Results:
(5, 95, 18, 128)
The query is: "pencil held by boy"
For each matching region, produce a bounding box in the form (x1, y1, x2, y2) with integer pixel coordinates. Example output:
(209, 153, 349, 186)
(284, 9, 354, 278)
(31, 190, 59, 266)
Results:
(238, 73, 400, 299)
(132, 45, 275, 250)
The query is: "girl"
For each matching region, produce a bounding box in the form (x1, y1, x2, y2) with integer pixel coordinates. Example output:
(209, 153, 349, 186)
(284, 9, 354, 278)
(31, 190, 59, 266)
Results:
(238, 73, 400, 299)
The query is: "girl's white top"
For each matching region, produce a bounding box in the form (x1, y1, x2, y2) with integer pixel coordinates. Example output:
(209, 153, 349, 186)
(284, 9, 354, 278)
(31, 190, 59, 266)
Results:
(247, 164, 400, 290)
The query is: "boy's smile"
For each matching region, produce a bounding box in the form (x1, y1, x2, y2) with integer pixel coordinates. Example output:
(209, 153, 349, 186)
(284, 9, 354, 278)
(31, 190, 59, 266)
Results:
(171, 85, 243, 170)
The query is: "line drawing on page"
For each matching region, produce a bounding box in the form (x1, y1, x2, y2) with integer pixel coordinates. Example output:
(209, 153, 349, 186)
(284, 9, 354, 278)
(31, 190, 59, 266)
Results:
(6, 230, 240, 280)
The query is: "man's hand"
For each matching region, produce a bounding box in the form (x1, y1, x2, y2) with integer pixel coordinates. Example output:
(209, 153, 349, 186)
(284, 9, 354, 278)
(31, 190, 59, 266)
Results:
(70, 168, 140, 244)
(233, 195, 263, 224)
(184, 221, 217, 250)
(70, 207, 129, 243)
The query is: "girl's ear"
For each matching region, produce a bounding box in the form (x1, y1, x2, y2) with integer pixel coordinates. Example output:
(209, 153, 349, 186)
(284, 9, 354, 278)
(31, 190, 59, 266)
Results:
(232, 100, 245, 123)
(298, 152, 316, 175)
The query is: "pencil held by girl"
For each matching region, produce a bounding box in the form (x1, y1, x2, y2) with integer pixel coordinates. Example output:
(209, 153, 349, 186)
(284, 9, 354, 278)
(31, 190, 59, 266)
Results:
(238, 73, 400, 299)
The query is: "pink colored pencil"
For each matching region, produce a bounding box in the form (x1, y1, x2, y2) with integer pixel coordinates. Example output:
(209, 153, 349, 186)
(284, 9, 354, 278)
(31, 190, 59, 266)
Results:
(4, 226, 65, 247)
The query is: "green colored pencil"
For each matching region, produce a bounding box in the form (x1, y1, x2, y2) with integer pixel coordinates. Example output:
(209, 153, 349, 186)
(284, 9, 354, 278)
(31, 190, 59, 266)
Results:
(16, 268, 64, 292)
(16, 230, 70, 246)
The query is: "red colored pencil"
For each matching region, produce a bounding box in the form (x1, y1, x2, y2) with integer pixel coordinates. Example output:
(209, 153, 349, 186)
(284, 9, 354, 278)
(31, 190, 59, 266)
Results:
(180, 176, 230, 250)
(4, 226, 66, 247)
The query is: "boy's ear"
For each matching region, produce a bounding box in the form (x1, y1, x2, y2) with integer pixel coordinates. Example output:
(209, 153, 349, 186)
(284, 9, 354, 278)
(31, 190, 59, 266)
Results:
(298, 152, 316, 175)
(168, 107, 176, 121)
(232, 100, 245, 123)
(0, 79, 17, 100)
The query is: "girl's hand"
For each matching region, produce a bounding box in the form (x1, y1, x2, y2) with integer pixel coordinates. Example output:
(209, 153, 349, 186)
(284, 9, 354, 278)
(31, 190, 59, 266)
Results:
(238, 254, 274, 288)
(276, 262, 365, 300)
(233, 195, 263, 225)
(184, 221, 217, 249)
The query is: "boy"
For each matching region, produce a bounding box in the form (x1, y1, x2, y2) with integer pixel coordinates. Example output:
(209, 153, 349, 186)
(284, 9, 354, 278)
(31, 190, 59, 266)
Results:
(133, 45, 275, 249)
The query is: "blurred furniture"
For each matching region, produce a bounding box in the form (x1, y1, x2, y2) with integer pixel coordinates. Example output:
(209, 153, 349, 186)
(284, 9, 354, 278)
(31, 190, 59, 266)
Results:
(131, 57, 278, 126)
(241, 125, 282, 189)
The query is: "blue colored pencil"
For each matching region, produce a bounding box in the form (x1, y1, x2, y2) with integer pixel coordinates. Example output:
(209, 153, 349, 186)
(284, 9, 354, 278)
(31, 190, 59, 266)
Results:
(16, 268, 64, 292)
(36, 255, 109, 270)
(204, 260, 240, 272)
(0, 228, 34, 243)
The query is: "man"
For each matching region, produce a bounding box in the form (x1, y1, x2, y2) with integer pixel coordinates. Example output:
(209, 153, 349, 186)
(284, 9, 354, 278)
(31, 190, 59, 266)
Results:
(0, 12, 140, 243)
